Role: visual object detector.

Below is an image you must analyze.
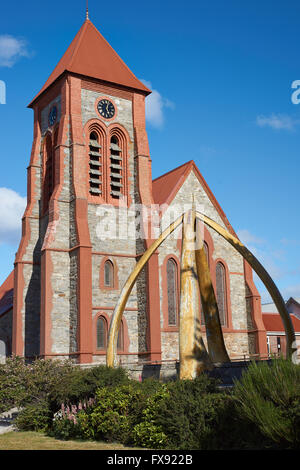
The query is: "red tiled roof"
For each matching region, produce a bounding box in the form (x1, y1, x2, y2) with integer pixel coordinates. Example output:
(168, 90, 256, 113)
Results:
(0, 271, 14, 317)
(29, 19, 150, 107)
(152, 160, 237, 236)
(263, 313, 300, 333)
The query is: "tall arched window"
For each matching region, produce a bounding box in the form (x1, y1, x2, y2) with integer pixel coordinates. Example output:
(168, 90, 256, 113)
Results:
(89, 131, 102, 196)
(43, 134, 54, 213)
(216, 262, 227, 326)
(110, 135, 123, 199)
(104, 260, 114, 287)
(203, 241, 209, 266)
(96, 316, 107, 350)
(167, 258, 178, 326)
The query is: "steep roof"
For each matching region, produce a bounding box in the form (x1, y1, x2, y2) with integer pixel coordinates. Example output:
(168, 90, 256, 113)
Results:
(0, 271, 14, 317)
(286, 297, 300, 308)
(29, 19, 151, 107)
(263, 313, 300, 333)
(152, 160, 237, 236)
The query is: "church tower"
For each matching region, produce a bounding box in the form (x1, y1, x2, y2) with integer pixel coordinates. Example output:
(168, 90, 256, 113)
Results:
(12, 18, 162, 364)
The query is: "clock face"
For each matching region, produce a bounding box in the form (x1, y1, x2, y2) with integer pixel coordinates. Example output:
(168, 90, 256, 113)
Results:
(48, 106, 57, 127)
(97, 99, 115, 119)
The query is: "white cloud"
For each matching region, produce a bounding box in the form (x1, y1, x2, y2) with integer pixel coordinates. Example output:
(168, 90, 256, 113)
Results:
(140, 79, 175, 128)
(237, 228, 283, 281)
(0, 188, 26, 245)
(256, 113, 299, 131)
(0, 35, 31, 67)
(237, 229, 264, 245)
(281, 284, 300, 301)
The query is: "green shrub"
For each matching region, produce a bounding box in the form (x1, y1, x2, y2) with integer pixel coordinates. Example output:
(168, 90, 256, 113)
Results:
(0, 357, 131, 432)
(148, 379, 231, 450)
(51, 365, 130, 407)
(77, 383, 148, 443)
(15, 399, 52, 432)
(50, 417, 80, 440)
(0, 356, 75, 413)
(49, 373, 230, 449)
(234, 358, 300, 449)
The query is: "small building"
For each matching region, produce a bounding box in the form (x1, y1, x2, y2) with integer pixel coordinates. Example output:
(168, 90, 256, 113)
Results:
(262, 302, 300, 360)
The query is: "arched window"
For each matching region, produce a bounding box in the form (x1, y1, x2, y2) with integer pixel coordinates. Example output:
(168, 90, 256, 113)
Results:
(110, 135, 123, 199)
(43, 134, 54, 213)
(96, 316, 107, 350)
(89, 131, 102, 196)
(104, 260, 114, 287)
(117, 321, 124, 351)
(167, 258, 178, 326)
(216, 262, 227, 326)
(203, 241, 209, 266)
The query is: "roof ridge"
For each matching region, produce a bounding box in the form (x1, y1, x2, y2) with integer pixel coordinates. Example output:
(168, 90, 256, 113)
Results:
(152, 160, 193, 183)
(68, 20, 89, 70)
(86, 20, 150, 93)
(29, 19, 151, 107)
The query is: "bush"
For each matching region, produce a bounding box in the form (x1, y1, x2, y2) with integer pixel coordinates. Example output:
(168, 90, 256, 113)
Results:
(51, 373, 228, 450)
(0, 357, 75, 413)
(140, 377, 232, 450)
(50, 365, 130, 408)
(15, 400, 52, 432)
(234, 358, 300, 449)
(0, 357, 130, 433)
(68, 383, 148, 443)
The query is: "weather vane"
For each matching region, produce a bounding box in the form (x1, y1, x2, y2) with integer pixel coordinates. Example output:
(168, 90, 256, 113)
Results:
(86, 0, 89, 20)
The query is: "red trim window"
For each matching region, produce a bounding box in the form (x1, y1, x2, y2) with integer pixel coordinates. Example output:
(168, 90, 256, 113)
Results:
(167, 258, 179, 326)
(88, 130, 103, 197)
(216, 262, 228, 326)
(104, 260, 114, 288)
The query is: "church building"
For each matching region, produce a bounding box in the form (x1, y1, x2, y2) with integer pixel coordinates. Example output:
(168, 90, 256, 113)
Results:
(0, 18, 268, 366)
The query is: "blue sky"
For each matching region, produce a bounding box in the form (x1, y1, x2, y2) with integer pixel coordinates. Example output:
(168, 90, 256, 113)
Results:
(0, 0, 300, 303)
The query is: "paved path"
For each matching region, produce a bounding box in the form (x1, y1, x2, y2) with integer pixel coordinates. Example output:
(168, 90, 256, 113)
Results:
(0, 408, 19, 435)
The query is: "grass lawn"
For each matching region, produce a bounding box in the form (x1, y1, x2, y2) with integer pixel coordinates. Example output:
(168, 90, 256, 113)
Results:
(0, 431, 142, 450)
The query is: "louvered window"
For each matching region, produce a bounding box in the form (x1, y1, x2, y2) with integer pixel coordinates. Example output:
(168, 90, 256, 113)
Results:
(89, 131, 102, 196)
(96, 316, 107, 350)
(167, 258, 178, 326)
(216, 262, 227, 326)
(110, 136, 123, 198)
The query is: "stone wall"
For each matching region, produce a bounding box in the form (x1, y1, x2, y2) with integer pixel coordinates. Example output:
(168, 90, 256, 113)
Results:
(157, 170, 251, 361)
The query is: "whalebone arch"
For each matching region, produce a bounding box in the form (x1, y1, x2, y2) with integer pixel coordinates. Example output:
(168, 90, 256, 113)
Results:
(106, 210, 296, 377)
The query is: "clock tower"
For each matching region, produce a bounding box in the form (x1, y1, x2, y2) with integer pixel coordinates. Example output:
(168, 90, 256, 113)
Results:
(6, 16, 267, 369)
(12, 18, 162, 364)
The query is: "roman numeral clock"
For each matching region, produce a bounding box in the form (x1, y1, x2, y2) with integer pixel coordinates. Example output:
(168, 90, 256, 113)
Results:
(97, 99, 115, 119)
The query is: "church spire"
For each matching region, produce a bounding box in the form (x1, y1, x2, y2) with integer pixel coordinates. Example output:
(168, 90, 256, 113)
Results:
(86, 0, 89, 20)
(28, 17, 151, 107)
